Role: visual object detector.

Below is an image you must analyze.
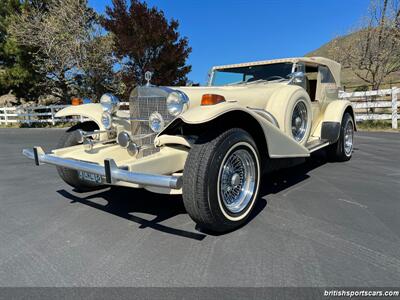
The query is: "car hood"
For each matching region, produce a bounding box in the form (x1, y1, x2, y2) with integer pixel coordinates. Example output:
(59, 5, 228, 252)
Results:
(173, 83, 287, 110)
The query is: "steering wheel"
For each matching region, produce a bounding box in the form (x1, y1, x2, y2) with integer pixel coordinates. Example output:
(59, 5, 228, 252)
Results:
(266, 75, 285, 81)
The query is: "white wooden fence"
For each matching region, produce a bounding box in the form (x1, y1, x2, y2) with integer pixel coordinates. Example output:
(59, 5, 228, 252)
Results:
(339, 87, 399, 129)
(0, 102, 130, 126)
(0, 90, 398, 128)
(0, 105, 83, 125)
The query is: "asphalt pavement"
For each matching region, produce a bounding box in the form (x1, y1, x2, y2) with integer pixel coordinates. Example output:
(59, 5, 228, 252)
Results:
(0, 128, 399, 287)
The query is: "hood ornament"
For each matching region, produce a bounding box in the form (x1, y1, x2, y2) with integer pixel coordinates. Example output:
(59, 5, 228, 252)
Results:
(145, 71, 153, 86)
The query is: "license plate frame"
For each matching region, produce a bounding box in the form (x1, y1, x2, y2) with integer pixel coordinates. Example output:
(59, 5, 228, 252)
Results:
(78, 171, 103, 184)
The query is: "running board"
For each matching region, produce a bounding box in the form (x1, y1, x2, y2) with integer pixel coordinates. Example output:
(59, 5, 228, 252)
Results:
(306, 139, 330, 153)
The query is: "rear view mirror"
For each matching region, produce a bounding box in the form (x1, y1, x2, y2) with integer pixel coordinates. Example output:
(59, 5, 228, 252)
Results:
(288, 71, 305, 84)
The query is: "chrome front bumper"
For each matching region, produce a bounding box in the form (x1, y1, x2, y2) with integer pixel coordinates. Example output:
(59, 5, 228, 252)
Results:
(22, 147, 182, 189)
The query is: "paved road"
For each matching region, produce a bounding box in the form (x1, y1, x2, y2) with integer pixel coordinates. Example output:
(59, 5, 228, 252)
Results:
(0, 128, 399, 287)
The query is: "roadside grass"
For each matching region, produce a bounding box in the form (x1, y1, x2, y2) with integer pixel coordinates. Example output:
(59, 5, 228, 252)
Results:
(356, 120, 399, 132)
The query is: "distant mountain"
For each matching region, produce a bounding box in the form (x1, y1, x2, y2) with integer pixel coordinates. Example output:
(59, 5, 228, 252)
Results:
(305, 32, 400, 90)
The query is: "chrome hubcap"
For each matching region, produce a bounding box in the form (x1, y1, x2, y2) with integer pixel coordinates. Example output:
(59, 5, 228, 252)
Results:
(292, 101, 308, 142)
(344, 120, 354, 156)
(219, 148, 256, 214)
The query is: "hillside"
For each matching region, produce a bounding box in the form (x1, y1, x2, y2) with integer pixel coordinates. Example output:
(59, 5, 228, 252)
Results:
(305, 33, 400, 90)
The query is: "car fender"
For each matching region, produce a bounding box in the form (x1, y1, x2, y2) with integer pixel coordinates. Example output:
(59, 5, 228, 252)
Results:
(317, 100, 356, 143)
(55, 103, 105, 130)
(323, 100, 355, 124)
(158, 102, 310, 158)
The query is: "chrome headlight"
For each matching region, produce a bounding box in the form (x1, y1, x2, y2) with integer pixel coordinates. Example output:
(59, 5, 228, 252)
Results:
(101, 112, 112, 129)
(149, 112, 165, 133)
(166, 91, 189, 117)
(100, 93, 120, 114)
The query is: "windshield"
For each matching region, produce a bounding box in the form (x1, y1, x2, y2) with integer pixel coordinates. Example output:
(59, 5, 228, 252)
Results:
(210, 63, 294, 86)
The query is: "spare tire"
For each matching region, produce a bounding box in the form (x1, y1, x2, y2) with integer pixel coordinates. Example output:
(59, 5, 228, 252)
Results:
(265, 87, 312, 145)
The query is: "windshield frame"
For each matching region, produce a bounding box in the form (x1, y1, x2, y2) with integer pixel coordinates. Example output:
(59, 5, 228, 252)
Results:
(208, 62, 296, 86)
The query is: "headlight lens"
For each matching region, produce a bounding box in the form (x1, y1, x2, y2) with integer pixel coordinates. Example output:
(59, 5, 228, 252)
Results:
(149, 112, 164, 133)
(100, 93, 120, 114)
(101, 112, 112, 129)
(166, 91, 188, 117)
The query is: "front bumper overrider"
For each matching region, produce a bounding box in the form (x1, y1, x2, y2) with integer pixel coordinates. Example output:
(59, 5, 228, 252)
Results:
(22, 146, 182, 189)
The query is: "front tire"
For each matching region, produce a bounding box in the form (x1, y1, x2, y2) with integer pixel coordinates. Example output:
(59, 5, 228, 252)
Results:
(182, 128, 261, 233)
(56, 122, 100, 191)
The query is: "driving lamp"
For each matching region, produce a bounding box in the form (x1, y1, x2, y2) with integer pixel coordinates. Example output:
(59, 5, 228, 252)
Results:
(101, 112, 112, 129)
(149, 112, 165, 133)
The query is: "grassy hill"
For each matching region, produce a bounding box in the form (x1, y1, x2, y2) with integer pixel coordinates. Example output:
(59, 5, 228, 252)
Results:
(305, 33, 400, 90)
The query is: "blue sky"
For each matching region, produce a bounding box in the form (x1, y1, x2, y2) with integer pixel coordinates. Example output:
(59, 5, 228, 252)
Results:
(89, 0, 369, 85)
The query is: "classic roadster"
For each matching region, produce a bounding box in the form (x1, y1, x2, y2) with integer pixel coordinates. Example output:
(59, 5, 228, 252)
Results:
(23, 57, 355, 232)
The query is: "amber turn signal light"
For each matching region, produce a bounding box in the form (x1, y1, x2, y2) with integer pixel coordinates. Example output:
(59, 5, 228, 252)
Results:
(71, 98, 83, 106)
(201, 94, 226, 106)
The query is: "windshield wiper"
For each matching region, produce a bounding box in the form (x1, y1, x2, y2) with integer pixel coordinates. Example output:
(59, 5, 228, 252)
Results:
(228, 79, 268, 86)
(227, 78, 287, 86)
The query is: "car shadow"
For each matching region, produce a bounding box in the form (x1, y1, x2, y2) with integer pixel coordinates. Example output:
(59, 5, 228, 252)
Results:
(56, 150, 330, 239)
(259, 150, 328, 197)
(57, 188, 207, 241)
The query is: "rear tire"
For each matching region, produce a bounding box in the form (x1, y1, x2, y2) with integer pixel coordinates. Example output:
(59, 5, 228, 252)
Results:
(182, 128, 261, 233)
(327, 113, 354, 161)
(56, 122, 100, 191)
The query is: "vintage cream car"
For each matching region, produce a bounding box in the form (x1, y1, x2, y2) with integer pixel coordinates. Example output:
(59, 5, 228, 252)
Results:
(23, 57, 355, 232)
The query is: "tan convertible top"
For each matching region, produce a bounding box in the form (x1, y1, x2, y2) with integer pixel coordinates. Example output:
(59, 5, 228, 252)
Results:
(212, 57, 341, 85)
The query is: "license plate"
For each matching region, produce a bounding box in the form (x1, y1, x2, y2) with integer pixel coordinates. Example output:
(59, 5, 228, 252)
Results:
(78, 171, 103, 184)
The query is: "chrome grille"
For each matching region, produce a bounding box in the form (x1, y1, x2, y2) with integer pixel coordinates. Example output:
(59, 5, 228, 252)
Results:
(129, 87, 172, 157)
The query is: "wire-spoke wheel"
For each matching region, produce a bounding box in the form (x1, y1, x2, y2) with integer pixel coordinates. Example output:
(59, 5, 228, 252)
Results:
(218, 145, 257, 215)
(183, 128, 261, 233)
(327, 113, 355, 161)
(291, 101, 308, 142)
(343, 118, 354, 157)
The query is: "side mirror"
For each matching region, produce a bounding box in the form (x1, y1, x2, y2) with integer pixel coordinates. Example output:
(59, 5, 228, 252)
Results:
(288, 71, 305, 84)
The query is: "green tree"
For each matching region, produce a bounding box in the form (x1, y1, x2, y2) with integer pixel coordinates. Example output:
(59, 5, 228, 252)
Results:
(9, 0, 122, 102)
(331, 0, 400, 90)
(102, 0, 192, 95)
(0, 0, 42, 100)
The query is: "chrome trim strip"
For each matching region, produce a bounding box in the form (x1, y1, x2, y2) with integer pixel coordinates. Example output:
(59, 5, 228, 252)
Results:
(22, 147, 182, 189)
(129, 118, 150, 122)
(247, 107, 280, 128)
(308, 141, 330, 153)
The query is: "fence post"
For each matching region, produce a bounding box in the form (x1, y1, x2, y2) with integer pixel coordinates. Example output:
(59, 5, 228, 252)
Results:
(392, 87, 398, 130)
(50, 106, 55, 126)
(27, 107, 31, 126)
(4, 109, 8, 126)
